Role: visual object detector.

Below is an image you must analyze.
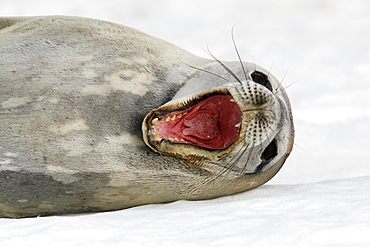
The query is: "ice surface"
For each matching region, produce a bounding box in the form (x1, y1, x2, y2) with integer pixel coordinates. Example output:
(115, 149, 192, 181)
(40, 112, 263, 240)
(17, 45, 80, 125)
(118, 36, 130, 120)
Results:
(1, 0, 369, 246)
(1, 177, 369, 246)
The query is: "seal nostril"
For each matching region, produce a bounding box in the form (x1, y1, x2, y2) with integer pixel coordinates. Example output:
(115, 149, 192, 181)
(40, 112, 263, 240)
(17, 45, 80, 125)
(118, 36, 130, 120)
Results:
(251, 71, 273, 92)
(261, 139, 278, 162)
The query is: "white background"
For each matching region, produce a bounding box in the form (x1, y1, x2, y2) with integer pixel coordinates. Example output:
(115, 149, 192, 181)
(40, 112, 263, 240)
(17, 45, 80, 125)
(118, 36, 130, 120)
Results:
(1, 0, 369, 246)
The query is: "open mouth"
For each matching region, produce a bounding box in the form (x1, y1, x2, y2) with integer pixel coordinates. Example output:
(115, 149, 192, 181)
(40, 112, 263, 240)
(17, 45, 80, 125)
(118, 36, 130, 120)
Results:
(150, 94, 243, 150)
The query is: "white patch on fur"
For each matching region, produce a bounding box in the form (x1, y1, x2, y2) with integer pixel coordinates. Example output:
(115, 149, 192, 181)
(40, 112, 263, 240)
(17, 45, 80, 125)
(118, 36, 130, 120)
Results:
(60, 135, 93, 157)
(47, 164, 78, 174)
(36, 96, 60, 104)
(17, 199, 29, 203)
(3, 152, 18, 157)
(46, 165, 80, 184)
(0, 158, 11, 165)
(82, 68, 98, 78)
(107, 175, 132, 187)
(96, 133, 144, 159)
(106, 69, 155, 96)
(76, 55, 94, 62)
(49, 119, 89, 135)
(1, 96, 32, 108)
(91, 133, 143, 185)
(82, 70, 155, 96)
(104, 133, 145, 147)
(0, 156, 21, 171)
(38, 201, 56, 210)
(82, 84, 111, 95)
(82, 57, 155, 96)
(48, 97, 60, 104)
(119, 57, 148, 66)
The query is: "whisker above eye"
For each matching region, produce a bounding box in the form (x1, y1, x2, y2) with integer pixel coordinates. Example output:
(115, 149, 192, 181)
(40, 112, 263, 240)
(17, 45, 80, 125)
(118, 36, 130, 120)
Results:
(205, 46, 243, 84)
(182, 62, 231, 83)
(231, 25, 249, 82)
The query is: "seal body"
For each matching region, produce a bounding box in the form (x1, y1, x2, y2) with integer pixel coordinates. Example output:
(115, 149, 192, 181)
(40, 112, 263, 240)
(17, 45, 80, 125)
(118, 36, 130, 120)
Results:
(0, 16, 294, 218)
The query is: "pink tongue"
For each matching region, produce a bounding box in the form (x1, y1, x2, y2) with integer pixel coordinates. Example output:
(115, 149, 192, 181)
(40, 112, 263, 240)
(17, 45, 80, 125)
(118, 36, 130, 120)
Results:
(153, 95, 242, 150)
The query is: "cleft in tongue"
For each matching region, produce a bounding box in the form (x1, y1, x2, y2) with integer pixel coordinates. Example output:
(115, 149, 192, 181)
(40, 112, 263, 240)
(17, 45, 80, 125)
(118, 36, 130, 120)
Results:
(152, 95, 242, 150)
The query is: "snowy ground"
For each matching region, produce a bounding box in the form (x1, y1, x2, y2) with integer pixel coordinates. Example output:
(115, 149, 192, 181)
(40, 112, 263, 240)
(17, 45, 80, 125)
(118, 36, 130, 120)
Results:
(1, 0, 369, 246)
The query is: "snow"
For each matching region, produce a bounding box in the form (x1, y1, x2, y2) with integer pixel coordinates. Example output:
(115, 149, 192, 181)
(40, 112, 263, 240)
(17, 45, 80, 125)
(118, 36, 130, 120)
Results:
(1, 0, 370, 246)
(1, 177, 369, 246)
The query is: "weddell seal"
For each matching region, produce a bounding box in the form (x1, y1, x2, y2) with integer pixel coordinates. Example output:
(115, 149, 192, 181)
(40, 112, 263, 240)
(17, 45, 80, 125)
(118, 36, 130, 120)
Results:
(0, 16, 294, 218)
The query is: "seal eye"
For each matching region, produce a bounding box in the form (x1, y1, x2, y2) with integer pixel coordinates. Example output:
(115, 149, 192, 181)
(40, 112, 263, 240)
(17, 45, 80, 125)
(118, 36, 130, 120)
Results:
(254, 139, 278, 173)
(251, 71, 273, 92)
(261, 139, 278, 162)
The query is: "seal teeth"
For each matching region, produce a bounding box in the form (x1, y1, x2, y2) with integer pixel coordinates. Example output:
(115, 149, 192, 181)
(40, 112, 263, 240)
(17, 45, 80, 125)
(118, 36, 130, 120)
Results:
(154, 135, 162, 142)
(235, 122, 241, 128)
(230, 99, 236, 102)
(152, 118, 160, 125)
(152, 112, 189, 126)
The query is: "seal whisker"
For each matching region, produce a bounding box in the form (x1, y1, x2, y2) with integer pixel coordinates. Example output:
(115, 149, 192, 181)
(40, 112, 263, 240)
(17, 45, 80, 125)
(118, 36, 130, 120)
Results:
(230, 142, 257, 192)
(201, 143, 250, 187)
(204, 49, 252, 105)
(272, 80, 297, 97)
(267, 60, 274, 79)
(240, 102, 273, 113)
(265, 122, 296, 154)
(183, 63, 231, 83)
(279, 67, 290, 87)
(281, 81, 298, 91)
(231, 25, 249, 82)
(232, 143, 253, 175)
(251, 58, 258, 74)
(206, 47, 243, 83)
(225, 143, 251, 174)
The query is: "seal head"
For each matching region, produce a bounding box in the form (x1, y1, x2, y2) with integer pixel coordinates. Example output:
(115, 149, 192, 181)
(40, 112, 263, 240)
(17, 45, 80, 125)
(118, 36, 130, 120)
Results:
(143, 63, 294, 178)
